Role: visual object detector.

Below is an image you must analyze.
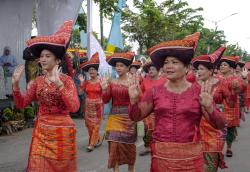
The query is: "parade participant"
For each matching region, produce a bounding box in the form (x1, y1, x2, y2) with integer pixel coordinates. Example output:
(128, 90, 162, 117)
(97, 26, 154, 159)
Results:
(101, 52, 137, 172)
(244, 62, 250, 111)
(129, 60, 141, 75)
(186, 65, 197, 83)
(215, 56, 246, 157)
(129, 60, 143, 83)
(139, 59, 166, 156)
(235, 61, 247, 121)
(65, 53, 76, 78)
(78, 52, 103, 152)
(23, 36, 42, 84)
(192, 47, 227, 171)
(128, 32, 226, 172)
(12, 20, 80, 172)
(235, 61, 245, 76)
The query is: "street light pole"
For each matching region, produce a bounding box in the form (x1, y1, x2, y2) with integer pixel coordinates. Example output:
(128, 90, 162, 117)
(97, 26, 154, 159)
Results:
(206, 13, 238, 53)
(87, 0, 93, 59)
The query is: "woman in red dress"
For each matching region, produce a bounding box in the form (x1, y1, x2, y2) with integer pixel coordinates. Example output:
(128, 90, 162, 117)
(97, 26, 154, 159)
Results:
(192, 47, 228, 171)
(101, 52, 137, 172)
(139, 59, 166, 156)
(79, 52, 104, 152)
(12, 21, 80, 172)
(215, 56, 246, 157)
(235, 61, 248, 121)
(129, 60, 141, 75)
(128, 32, 226, 172)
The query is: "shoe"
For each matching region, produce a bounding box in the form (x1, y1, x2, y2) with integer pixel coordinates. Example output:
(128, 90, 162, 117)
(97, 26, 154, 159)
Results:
(94, 141, 102, 148)
(86, 146, 94, 152)
(226, 149, 233, 157)
(94, 135, 105, 148)
(139, 148, 150, 156)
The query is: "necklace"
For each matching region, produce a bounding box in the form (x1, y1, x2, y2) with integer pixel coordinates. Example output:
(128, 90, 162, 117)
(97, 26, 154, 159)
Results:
(44, 75, 54, 83)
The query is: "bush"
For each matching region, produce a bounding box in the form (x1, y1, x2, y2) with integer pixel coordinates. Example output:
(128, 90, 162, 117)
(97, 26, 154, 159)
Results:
(3, 108, 14, 121)
(24, 106, 35, 120)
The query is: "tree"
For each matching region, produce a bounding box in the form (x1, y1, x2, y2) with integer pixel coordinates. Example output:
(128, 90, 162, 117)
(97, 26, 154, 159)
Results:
(224, 43, 249, 61)
(75, 13, 87, 32)
(122, 0, 204, 54)
(195, 27, 227, 56)
(94, 0, 117, 46)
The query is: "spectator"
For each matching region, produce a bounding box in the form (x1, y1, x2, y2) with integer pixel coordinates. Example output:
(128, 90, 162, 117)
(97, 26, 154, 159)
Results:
(0, 46, 18, 96)
(0, 66, 7, 99)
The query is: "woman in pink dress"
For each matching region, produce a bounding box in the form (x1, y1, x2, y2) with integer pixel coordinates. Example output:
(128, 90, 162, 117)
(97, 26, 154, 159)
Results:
(139, 59, 166, 156)
(192, 47, 228, 171)
(128, 32, 226, 172)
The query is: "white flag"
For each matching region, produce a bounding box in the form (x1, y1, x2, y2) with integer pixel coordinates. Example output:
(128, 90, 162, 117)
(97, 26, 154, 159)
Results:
(80, 31, 112, 77)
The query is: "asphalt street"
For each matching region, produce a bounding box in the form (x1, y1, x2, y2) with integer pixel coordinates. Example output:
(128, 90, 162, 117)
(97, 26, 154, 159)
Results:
(0, 116, 249, 172)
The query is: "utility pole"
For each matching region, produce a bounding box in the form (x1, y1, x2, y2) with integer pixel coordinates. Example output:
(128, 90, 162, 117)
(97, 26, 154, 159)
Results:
(87, 0, 93, 59)
(206, 13, 238, 54)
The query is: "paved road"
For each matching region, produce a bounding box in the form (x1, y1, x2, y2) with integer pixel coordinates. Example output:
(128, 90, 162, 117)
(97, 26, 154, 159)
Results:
(0, 116, 249, 172)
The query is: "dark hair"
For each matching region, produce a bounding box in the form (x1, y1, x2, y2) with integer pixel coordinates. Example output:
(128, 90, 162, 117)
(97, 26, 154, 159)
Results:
(164, 56, 191, 67)
(115, 61, 130, 67)
(196, 62, 214, 70)
(219, 60, 236, 69)
(87, 66, 99, 72)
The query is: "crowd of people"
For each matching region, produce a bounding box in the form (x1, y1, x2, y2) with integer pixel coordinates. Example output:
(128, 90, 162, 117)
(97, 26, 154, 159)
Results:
(8, 20, 250, 172)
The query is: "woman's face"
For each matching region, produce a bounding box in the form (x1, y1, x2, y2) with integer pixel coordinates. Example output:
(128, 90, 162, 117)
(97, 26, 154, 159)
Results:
(197, 64, 212, 81)
(129, 66, 137, 75)
(163, 56, 187, 81)
(115, 62, 129, 76)
(88, 67, 98, 78)
(39, 49, 60, 71)
(235, 65, 242, 73)
(219, 62, 231, 74)
(148, 66, 158, 78)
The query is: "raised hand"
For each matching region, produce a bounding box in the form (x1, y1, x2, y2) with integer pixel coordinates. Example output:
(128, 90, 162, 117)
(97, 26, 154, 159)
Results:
(12, 65, 25, 88)
(78, 74, 85, 83)
(100, 77, 109, 91)
(200, 81, 213, 113)
(48, 65, 63, 87)
(241, 68, 248, 79)
(128, 75, 141, 103)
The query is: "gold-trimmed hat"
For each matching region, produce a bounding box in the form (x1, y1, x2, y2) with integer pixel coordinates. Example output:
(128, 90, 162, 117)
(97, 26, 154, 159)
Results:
(106, 52, 135, 67)
(192, 47, 226, 69)
(219, 56, 239, 69)
(80, 52, 99, 72)
(26, 20, 73, 59)
(147, 32, 200, 68)
(130, 60, 142, 69)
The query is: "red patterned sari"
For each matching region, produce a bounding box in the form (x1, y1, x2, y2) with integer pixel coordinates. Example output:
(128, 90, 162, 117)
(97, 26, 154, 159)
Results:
(13, 75, 79, 172)
(80, 81, 103, 147)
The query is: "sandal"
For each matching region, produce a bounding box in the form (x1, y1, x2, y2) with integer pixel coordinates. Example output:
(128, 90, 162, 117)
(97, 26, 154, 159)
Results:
(94, 135, 105, 148)
(86, 146, 94, 152)
(226, 149, 233, 157)
(94, 141, 102, 148)
(139, 148, 151, 156)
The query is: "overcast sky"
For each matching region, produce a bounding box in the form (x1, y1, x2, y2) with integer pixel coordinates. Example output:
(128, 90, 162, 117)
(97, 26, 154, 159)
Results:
(89, 0, 250, 53)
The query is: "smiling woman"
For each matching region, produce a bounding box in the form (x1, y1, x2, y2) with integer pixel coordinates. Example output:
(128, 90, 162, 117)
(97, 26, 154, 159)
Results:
(128, 32, 226, 172)
(12, 21, 80, 172)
